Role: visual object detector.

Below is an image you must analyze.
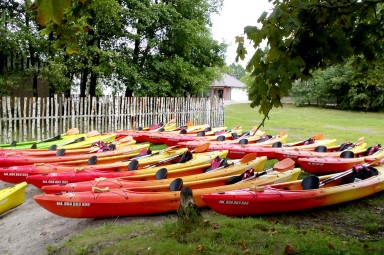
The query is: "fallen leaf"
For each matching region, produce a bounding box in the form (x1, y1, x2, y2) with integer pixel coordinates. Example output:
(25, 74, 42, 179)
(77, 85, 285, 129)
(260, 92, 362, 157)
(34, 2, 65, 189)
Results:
(285, 244, 295, 255)
(196, 244, 204, 251)
(238, 241, 247, 250)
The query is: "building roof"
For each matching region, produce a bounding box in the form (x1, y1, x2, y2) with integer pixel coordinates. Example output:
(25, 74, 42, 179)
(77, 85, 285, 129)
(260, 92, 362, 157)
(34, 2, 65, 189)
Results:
(211, 74, 246, 88)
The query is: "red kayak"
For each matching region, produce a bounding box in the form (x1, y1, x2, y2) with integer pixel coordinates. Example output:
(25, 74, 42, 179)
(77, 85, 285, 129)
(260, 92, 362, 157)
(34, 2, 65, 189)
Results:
(0, 146, 183, 184)
(202, 164, 384, 216)
(0, 143, 150, 167)
(298, 145, 383, 174)
(26, 150, 228, 189)
(178, 134, 330, 159)
(273, 140, 367, 164)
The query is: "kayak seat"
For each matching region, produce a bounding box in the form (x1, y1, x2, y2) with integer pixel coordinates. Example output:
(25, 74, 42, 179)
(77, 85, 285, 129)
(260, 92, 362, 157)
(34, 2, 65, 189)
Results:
(206, 158, 228, 173)
(155, 168, 168, 180)
(256, 135, 273, 143)
(169, 178, 183, 191)
(157, 127, 165, 132)
(231, 133, 239, 139)
(204, 127, 212, 132)
(88, 156, 98, 165)
(10, 141, 17, 146)
(340, 151, 355, 158)
(179, 129, 187, 134)
(56, 149, 66, 157)
(314, 146, 327, 152)
(197, 131, 205, 136)
(31, 143, 37, 149)
(239, 139, 248, 145)
(216, 135, 226, 142)
(272, 141, 282, 148)
(48, 145, 58, 151)
(178, 151, 193, 163)
(365, 144, 382, 156)
(301, 175, 320, 190)
(136, 127, 143, 131)
(225, 175, 242, 185)
(128, 159, 139, 171)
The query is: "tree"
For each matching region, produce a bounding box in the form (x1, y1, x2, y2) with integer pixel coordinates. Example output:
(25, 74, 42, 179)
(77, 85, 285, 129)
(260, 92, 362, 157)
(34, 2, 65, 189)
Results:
(236, 0, 384, 116)
(292, 57, 384, 111)
(0, 0, 48, 96)
(31, 0, 226, 97)
(228, 63, 245, 80)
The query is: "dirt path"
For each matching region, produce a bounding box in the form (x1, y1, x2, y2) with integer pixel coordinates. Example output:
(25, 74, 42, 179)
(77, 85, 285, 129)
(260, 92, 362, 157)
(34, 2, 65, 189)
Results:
(0, 182, 162, 255)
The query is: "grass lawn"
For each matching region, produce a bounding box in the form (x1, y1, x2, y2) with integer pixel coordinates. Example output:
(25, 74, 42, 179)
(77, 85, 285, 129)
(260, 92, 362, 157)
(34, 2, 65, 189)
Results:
(47, 103, 384, 255)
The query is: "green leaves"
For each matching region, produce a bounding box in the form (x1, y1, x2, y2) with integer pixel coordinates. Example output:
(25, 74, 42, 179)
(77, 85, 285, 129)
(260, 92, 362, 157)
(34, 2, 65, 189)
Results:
(237, 0, 384, 116)
(33, 0, 71, 26)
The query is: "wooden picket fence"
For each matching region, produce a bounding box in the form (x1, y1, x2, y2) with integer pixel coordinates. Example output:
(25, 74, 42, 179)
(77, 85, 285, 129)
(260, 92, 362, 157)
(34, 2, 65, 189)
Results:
(0, 95, 224, 144)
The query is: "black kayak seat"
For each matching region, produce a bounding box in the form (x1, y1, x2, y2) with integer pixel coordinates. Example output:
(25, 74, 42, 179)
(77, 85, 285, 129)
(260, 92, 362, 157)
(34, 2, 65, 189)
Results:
(239, 139, 248, 145)
(204, 127, 212, 132)
(197, 131, 205, 137)
(314, 146, 327, 152)
(225, 175, 242, 185)
(155, 168, 168, 180)
(10, 141, 17, 146)
(128, 159, 139, 171)
(272, 141, 282, 148)
(340, 150, 355, 158)
(179, 129, 187, 134)
(88, 155, 98, 165)
(136, 127, 143, 131)
(169, 178, 183, 191)
(48, 145, 58, 151)
(56, 149, 66, 156)
(301, 175, 320, 190)
(216, 135, 226, 142)
(178, 151, 193, 163)
(157, 127, 165, 132)
(231, 133, 239, 139)
(30, 143, 37, 149)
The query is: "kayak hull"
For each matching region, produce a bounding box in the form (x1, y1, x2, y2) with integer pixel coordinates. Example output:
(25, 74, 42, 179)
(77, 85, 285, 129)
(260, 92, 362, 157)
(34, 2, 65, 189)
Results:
(34, 168, 301, 218)
(42, 156, 268, 193)
(27, 150, 228, 189)
(202, 166, 384, 216)
(0, 182, 28, 215)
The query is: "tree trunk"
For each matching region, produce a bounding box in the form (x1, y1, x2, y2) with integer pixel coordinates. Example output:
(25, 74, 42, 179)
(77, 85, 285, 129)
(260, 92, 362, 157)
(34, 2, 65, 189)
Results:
(177, 186, 203, 229)
(89, 72, 97, 97)
(80, 67, 88, 97)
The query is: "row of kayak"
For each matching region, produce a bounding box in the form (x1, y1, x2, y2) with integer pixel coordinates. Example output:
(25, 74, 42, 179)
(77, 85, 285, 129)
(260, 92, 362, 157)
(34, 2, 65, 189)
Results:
(0, 124, 383, 218)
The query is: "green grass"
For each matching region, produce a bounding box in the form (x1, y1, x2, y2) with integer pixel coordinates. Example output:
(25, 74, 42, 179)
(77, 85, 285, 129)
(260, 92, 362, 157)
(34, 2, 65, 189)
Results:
(225, 103, 384, 145)
(47, 103, 384, 255)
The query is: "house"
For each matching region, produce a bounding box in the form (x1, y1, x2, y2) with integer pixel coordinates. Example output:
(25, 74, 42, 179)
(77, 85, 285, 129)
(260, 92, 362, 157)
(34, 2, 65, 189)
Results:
(210, 74, 249, 101)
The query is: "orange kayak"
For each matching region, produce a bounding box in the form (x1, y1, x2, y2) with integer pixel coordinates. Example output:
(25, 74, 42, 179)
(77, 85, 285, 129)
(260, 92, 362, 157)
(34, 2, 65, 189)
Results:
(34, 167, 301, 218)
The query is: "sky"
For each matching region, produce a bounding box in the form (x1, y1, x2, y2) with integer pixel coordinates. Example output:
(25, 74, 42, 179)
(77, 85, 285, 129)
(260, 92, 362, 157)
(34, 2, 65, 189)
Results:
(210, 0, 273, 66)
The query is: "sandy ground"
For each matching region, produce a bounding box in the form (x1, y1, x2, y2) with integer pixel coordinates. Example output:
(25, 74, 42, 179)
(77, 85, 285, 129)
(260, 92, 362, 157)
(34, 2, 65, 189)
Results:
(0, 182, 162, 255)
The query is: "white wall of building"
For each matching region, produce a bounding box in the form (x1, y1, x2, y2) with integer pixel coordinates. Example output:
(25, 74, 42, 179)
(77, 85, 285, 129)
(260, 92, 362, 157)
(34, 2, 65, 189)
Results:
(230, 87, 248, 101)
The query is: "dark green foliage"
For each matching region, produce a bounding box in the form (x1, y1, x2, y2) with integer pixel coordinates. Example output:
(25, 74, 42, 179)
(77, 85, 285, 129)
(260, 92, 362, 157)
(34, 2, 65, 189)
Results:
(291, 58, 384, 111)
(26, 0, 226, 97)
(238, 0, 384, 115)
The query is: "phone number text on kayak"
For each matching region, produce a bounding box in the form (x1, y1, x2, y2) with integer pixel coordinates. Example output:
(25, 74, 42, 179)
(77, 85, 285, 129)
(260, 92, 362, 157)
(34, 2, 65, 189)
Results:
(42, 180, 69, 184)
(56, 202, 90, 207)
(3, 172, 28, 176)
(218, 200, 249, 205)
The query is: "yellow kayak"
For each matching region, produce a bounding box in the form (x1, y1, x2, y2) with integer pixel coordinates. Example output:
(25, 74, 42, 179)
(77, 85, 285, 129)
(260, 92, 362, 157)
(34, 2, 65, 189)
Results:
(0, 182, 28, 215)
